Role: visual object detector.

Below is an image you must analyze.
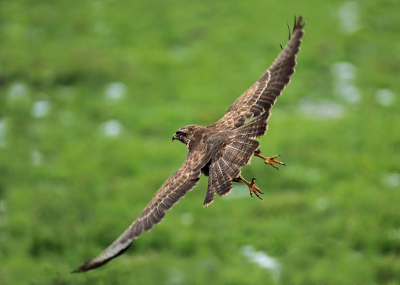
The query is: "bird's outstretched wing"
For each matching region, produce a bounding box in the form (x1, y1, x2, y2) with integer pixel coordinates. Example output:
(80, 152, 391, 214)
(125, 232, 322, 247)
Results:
(73, 145, 209, 272)
(212, 16, 305, 131)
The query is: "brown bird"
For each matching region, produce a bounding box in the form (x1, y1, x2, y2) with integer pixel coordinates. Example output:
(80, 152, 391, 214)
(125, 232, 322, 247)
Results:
(73, 16, 305, 273)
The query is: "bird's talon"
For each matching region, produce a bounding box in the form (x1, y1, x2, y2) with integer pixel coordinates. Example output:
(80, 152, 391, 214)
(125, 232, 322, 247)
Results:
(262, 155, 285, 170)
(241, 176, 263, 200)
(253, 190, 263, 200)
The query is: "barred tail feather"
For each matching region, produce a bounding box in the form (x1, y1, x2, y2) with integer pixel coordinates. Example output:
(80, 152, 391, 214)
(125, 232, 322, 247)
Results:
(203, 136, 259, 205)
(203, 170, 218, 206)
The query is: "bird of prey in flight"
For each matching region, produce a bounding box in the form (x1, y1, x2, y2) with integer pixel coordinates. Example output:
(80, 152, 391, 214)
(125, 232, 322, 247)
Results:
(73, 16, 305, 272)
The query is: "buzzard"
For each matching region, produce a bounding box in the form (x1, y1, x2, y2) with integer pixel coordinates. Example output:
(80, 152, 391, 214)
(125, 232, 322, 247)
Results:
(73, 16, 305, 272)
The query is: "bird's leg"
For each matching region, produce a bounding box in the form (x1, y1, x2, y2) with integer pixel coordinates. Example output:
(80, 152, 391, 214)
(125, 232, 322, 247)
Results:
(254, 149, 285, 171)
(239, 175, 263, 200)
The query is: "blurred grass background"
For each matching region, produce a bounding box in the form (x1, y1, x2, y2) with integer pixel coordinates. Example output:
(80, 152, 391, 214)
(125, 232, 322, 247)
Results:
(1, 0, 400, 284)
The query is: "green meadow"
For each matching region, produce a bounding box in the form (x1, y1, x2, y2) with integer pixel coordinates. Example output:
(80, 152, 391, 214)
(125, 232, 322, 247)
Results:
(1, 0, 400, 284)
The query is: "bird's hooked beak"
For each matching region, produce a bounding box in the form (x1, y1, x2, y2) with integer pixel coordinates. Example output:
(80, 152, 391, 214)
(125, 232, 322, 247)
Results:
(172, 133, 177, 141)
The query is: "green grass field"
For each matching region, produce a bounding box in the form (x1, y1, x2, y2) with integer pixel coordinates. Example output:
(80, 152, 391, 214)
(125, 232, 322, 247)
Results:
(1, 0, 400, 284)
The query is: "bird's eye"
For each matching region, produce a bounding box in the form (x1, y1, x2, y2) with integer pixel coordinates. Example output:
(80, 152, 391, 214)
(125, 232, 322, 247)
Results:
(176, 131, 184, 136)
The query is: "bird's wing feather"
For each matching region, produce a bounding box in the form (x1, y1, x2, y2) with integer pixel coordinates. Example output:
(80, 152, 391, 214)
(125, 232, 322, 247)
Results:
(211, 16, 305, 131)
(73, 144, 209, 272)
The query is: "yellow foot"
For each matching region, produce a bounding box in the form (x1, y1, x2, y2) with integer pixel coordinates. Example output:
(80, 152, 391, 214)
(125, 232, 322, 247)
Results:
(240, 176, 264, 200)
(256, 154, 285, 171)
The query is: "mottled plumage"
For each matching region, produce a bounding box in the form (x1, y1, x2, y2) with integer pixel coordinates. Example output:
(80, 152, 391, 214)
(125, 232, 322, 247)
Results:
(73, 16, 305, 272)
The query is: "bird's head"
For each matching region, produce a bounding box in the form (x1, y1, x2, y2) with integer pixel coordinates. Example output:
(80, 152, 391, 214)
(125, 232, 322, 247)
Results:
(172, 125, 203, 147)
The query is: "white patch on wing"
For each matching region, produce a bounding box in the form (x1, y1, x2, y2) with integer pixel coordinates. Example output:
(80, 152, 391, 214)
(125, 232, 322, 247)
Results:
(227, 145, 247, 154)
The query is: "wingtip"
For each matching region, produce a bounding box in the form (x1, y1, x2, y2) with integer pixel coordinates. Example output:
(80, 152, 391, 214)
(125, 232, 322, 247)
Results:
(294, 16, 306, 31)
(71, 260, 97, 273)
(71, 240, 134, 273)
(71, 257, 113, 273)
(71, 265, 87, 274)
